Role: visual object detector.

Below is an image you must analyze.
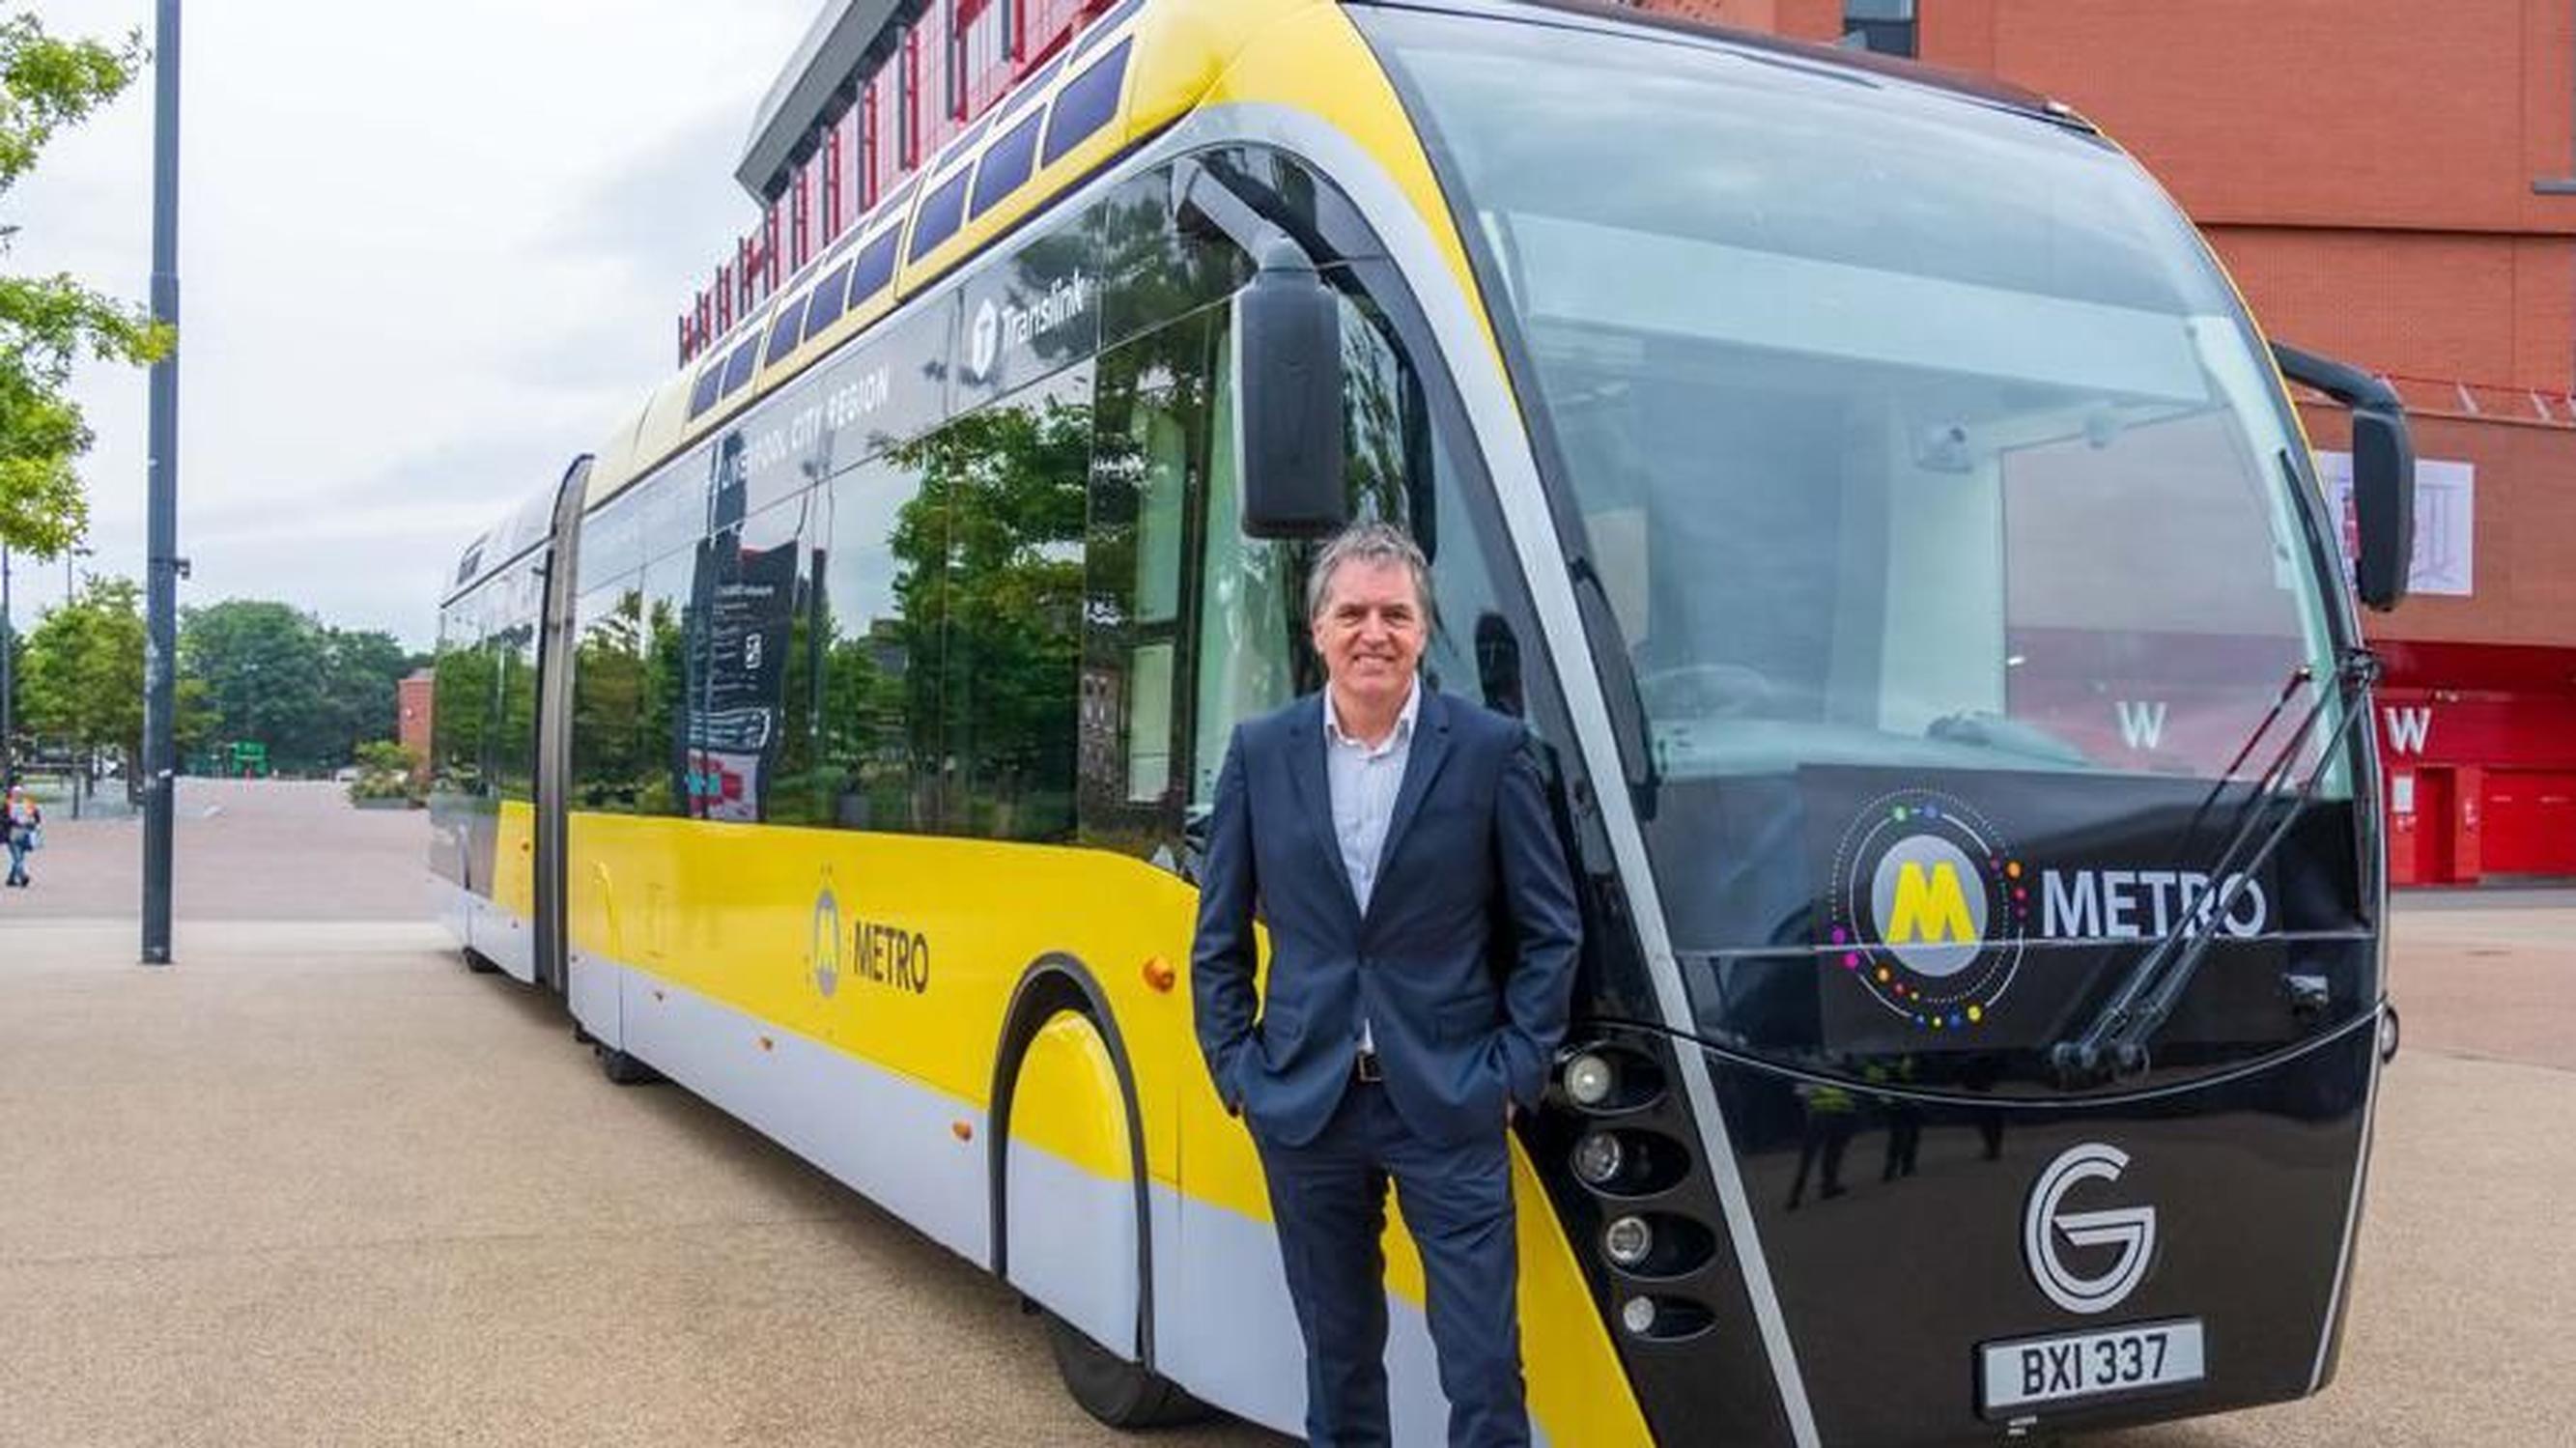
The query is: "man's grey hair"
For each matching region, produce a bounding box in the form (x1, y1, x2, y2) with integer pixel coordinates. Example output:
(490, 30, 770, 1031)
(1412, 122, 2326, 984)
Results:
(1305, 520, 1433, 624)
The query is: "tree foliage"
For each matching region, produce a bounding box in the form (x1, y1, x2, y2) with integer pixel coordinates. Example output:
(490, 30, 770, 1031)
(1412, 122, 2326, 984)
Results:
(18, 571, 205, 787)
(180, 599, 413, 773)
(0, 14, 172, 556)
(20, 570, 139, 764)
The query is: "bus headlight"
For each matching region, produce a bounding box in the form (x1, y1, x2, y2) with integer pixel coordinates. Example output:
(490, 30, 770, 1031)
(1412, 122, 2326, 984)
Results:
(1571, 1131, 1625, 1187)
(1621, 1295, 1657, 1336)
(1564, 1051, 1616, 1107)
(1603, 1214, 1654, 1268)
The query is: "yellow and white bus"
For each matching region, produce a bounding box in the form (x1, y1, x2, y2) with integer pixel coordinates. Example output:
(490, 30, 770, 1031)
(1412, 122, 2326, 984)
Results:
(433, 1, 2417, 1441)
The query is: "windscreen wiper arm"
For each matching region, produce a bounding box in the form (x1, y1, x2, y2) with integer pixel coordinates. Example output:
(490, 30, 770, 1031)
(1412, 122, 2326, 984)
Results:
(1568, 554, 1660, 808)
(2050, 648, 2379, 1088)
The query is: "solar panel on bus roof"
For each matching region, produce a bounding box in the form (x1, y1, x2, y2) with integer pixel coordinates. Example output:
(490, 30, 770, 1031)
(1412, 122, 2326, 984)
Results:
(973, 115, 1044, 219)
(720, 338, 760, 396)
(688, 364, 723, 419)
(850, 230, 901, 302)
(764, 296, 809, 366)
(1043, 40, 1130, 167)
(803, 260, 855, 341)
(910, 172, 973, 261)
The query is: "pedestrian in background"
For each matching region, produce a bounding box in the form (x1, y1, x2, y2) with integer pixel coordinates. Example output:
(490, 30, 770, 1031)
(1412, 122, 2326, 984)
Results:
(4, 781, 41, 888)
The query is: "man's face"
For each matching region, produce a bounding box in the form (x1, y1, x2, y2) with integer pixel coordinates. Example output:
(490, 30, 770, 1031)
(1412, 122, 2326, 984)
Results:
(1313, 556, 1427, 712)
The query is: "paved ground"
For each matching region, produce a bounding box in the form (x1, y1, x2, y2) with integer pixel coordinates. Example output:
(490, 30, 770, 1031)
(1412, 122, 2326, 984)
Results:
(0, 781, 2569, 1445)
(3, 779, 426, 921)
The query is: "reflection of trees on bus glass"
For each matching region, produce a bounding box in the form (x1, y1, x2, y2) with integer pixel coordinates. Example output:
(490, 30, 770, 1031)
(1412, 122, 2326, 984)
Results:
(888, 375, 1090, 843)
(571, 587, 643, 810)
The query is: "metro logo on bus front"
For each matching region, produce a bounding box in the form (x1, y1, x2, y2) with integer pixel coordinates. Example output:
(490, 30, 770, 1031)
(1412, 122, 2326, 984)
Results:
(1826, 789, 2031, 1030)
(1826, 785, 2275, 1033)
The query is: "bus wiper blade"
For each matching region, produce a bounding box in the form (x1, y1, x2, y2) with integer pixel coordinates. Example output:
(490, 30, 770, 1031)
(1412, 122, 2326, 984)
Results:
(2049, 648, 2379, 1089)
(1568, 554, 1660, 808)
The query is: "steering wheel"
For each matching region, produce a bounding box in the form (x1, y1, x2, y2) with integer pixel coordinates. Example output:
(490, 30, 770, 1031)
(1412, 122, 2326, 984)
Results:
(1635, 662, 1776, 719)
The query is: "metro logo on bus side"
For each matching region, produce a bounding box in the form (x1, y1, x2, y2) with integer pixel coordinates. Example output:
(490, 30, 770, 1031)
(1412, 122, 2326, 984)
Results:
(1826, 788, 2271, 1031)
(809, 874, 932, 999)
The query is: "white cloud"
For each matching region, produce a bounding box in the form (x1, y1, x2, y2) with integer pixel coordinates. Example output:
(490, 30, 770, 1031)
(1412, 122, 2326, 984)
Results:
(15, 0, 819, 644)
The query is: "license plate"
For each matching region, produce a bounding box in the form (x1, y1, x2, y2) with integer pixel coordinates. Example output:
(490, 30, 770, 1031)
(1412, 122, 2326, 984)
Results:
(1979, 1319, 2205, 1415)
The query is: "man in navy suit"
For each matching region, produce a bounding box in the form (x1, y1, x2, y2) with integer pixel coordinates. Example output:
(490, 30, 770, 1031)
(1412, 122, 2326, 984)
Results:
(1192, 521, 1581, 1446)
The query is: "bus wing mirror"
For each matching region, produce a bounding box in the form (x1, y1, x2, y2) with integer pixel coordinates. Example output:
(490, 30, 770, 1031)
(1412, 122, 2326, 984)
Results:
(1236, 240, 1345, 539)
(2349, 407, 2414, 612)
(2269, 341, 2415, 611)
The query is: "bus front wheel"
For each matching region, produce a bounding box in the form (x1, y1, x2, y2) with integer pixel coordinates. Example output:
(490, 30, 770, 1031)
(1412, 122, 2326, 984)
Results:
(1044, 1310, 1203, 1430)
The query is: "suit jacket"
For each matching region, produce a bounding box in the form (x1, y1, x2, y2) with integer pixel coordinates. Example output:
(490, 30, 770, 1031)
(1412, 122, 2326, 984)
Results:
(1190, 688, 1581, 1150)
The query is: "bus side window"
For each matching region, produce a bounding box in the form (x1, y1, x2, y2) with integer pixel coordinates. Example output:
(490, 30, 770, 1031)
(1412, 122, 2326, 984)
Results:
(433, 594, 491, 800)
(571, 580, 642, 812)
(1190, 310, 1301, 809)
(1083, 310, 1218, 856)
(690, 493, 812, 825)
(636, 547, 694, 816)
(815, 455, 946, 836)
(1337, 292, 1522, 722)
(893, 367, 1090, 844)
(494, 558, 541, 805)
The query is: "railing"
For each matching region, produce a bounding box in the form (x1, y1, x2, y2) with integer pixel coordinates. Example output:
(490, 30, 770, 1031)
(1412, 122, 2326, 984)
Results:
(677, 0, 1120, 366)
(2291, 370, 2576, 431)
(2379, 372, 2576, 429)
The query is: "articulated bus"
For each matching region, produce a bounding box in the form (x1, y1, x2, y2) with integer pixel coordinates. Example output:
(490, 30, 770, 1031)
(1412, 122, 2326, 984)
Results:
(430, 1, 2420, 1441)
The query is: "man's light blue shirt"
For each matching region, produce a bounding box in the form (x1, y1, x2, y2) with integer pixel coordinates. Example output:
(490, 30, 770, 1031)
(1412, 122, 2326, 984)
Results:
(1324, 675, 1421, 1055)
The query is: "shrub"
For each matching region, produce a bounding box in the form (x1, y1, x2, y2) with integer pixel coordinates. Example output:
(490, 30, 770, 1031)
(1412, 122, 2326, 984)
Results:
(349, 741, 422, 805)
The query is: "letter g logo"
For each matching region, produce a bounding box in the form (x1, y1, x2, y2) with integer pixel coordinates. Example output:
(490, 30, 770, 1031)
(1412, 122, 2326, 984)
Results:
(2024, 1143, 2157, 1315)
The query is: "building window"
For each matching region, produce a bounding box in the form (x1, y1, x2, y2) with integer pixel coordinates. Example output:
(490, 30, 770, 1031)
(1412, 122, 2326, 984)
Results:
(862, 84, 881, 208)
(899, 29, 920, 170)
(1843, 0, 1915, 57)
(948, 1, 967, 120)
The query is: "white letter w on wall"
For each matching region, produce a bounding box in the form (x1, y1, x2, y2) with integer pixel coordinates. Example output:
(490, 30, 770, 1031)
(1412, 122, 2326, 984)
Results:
(2384, 706, 2433, 755)
(2113, 700, 2168, 752)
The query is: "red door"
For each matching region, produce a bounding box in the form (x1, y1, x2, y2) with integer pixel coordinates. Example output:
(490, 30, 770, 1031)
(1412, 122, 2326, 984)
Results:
(2414, 768, 2455, 884)
(2482, 771, 2576, 877)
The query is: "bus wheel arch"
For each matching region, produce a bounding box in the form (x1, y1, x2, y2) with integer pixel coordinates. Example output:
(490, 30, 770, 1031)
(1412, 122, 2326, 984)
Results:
(989, 953, 1201, 1428)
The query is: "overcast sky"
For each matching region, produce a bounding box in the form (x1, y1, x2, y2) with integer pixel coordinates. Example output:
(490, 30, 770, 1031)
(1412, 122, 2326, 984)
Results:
(18, 0, 823, 647)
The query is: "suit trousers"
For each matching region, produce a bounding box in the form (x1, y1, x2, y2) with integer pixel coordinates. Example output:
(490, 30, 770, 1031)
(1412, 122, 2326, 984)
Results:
(1254, 1077, 1528, 1447)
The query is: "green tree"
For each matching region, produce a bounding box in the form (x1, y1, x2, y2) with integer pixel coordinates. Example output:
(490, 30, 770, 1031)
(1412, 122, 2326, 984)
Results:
(180, 599, 331, 771)
(0, 15, 173, 556)
(318, 625, 410, 765)
(17, 572, 203, 797)
(19, 571, 138, 777)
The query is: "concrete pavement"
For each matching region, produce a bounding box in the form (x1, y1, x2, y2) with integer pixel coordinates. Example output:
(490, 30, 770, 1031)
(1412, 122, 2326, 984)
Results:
(0, 781, 2568, 1445)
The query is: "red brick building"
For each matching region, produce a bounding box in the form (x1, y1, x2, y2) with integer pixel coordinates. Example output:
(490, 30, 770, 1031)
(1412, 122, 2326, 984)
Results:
(1649, 0, 2576, 883)
(398, 669, 434, 775)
